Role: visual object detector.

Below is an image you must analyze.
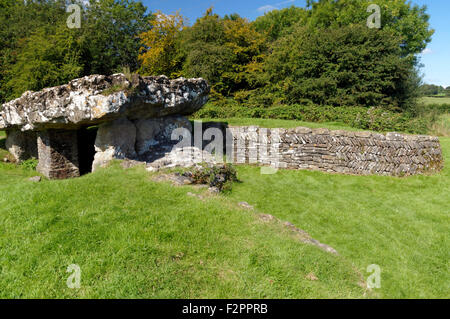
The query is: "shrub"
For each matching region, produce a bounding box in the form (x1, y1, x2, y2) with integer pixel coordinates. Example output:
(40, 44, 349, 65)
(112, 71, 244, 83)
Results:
(181, 163, 238, 192)
(20, 158, 38, 171)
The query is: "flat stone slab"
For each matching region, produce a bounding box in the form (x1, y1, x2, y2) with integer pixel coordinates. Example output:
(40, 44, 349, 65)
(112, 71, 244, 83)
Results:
(0, 74, 209, 131)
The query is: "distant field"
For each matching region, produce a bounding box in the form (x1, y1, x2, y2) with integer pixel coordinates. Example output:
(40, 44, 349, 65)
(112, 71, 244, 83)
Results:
(420, 96, 450, 106)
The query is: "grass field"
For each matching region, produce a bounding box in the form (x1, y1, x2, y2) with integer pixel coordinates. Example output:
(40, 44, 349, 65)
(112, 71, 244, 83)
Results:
(195, 118, 361, 131)
(420, 96, 450, 106)
(228, 139, 449, 298)
(0, 120, 448, 298)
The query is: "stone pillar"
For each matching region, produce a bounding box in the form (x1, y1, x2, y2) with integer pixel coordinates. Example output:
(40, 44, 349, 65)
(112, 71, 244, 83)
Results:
(37, 130, 80, 179)
(92, 118, 137, 172)
(5, 130, 38, 162)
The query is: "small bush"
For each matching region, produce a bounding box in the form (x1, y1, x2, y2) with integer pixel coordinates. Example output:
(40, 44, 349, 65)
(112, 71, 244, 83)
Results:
(182, 163, 238, 192)
(20, 158, 38, 170)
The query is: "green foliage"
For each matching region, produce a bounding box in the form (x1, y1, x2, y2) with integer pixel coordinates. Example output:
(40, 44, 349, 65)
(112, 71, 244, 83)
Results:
(6, 25, 84, 97)
(81, 0, 149, 75)
(178, 3, 433, 132)
(180, 8, 231, 90)
(20, 158, 38, 171)
(182, 163, 238, 192)
(138, 11, 185, 78)
(305, 0, 434, 56)
(194, 101, 447, 134)
(180, 9, 267, 96)
(0, 1, 438, 135)
(0, 0, 70, 102)
(253, 6, 307, 41)
(419, 84, 447, 97)
(263, 24, 418, 110)
(0, 0, 149, 102)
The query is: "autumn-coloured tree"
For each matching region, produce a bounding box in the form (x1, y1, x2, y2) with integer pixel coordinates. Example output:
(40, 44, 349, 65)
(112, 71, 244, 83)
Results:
(138, 11, 185, 77)
(222, 15, 268, 92)
(180, 9, 267, 96)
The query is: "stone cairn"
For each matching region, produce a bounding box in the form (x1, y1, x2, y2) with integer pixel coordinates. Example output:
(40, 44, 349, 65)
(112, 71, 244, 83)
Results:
(0, 74, 444, 179)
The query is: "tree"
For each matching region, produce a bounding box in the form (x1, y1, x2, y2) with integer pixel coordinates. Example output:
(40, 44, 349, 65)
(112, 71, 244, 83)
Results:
(263, 24, 417, 110)
(138, 11, 184, 77)
(5, 25, 84, 97)
(445, 87, 450, 97)
(180, 9, 267, 95)
(0, 0, 69, 102)
(253, 6, 307, 41)
(0, 0, 150, 102)
(80, 0, 149, 74)
(418, 84, 442, 96)
(305, 0, 434, 56)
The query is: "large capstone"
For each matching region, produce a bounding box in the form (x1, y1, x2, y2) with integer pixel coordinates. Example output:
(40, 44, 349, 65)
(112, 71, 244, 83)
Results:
(0, 74, 209, 132)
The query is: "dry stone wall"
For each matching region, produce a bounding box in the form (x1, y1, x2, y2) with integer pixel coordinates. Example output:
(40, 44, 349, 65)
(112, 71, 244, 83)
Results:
(202, 123, 443, 176)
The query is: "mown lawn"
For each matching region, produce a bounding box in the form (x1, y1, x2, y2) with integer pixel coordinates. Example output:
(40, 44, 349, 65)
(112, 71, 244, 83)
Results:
(0, 132, 365, 298)
(0, 121, 448, 298)
(195, 117, 362, 131)
(227, 137, 450, 299)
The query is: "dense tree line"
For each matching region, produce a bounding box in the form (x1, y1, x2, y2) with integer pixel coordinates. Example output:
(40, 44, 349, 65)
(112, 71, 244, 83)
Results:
(139, 0, 433, 112)
(0, 0, 436, 119)
(0, 0, 149, 103)
(419, 84, 450, 97)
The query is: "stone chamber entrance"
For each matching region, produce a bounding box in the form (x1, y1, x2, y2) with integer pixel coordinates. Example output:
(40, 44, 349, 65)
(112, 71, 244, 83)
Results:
(77, 126, 98, 176)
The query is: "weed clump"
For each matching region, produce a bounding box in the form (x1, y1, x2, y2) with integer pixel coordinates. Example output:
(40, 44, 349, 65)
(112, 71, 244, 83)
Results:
(181, 163, 238, 192)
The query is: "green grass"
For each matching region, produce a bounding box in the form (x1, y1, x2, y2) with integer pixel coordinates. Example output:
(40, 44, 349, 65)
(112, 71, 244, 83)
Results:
(429, 114, 450, 137)
(0, 127, 448, 298)
(194, 117, 362, 131)
(420, 96, 450, 106)
(227, 138, 450, 298)
(0, 151, 366, 298)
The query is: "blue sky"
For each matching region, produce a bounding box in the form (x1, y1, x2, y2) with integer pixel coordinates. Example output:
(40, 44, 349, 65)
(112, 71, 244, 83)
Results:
(143, 0, 449, 88)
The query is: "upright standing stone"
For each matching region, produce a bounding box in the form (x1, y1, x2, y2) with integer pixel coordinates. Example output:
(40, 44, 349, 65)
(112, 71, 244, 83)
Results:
(37, 130, 80, 179)
(5, 130, 38, 162)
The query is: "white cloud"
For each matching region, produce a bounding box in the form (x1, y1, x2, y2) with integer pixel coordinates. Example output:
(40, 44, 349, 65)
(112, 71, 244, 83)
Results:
(257, 5, 278, 13)
(421, 48, 433, 55)
(257, 0, 296, 13)
(276, 0, 295, 5)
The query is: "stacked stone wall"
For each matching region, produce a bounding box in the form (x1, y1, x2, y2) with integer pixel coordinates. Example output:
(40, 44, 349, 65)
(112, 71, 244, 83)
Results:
(202, 123, 443, 176)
